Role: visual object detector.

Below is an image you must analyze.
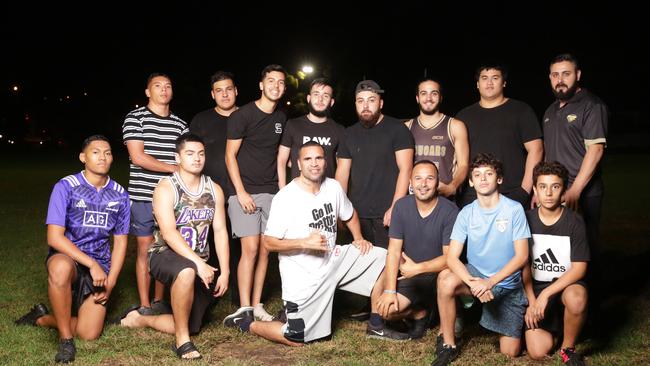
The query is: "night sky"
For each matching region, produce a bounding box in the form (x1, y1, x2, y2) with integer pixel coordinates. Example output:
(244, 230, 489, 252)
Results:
(2, 3, 648, 151)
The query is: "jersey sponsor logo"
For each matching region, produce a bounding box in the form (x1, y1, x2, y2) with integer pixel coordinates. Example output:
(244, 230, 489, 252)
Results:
(302, 136, 332, 146)
(176, 207, 215, 225)
(75, 199, 87, 208)
(275, 122, 283, 134)
(83, 211, 108, 228)
(495, 218, 509, 233)
(566, 114, 578, 123)
(430, 135, 444, 140)
(532, 248, 566, 273)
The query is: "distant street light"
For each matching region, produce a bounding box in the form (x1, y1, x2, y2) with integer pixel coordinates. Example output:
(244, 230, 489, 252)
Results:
(302, 65, 314, 74)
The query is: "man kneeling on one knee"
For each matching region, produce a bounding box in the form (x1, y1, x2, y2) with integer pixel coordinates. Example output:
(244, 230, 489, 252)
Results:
(374, 160, 458, 340)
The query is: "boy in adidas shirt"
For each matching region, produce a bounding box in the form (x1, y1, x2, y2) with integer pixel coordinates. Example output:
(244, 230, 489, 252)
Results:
(15, 135, 130, 363)
(432, 153, 530, 366)
(523, 161, 589, 365)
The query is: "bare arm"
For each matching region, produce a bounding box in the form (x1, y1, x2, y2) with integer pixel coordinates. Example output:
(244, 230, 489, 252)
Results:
(442, 118, 469, 196)
(47, 225, 104, 278)
(211, 182, 230, 297)
(377, 237, 403, 316)
(262, 232, 327, 253)
(335, 158, 352, 194)
(399, 246, 449, 278)
(538, 261, 587, 300)
(522, 139, 544, 193)
(225, 138, 256, 213)
(106, 234, 128, 289)
(125, 140, 177, 173)
(564, 144, 604, 210)
(446, 239, 474, 285)
(384, 149, 414, 226)
(487, 238, 529, 286)
(277, 145, 291, 189)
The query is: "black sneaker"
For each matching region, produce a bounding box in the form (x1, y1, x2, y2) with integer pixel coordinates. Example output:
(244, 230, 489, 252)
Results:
(151, 299, 173, 315)
(15, 303, 49, 326)
(431, 344, 459, 366)
(560, 347, 585, 366)
(407, 317, 428, 339)
(223, 307, 254, 330)
(275, 305, 287, 324)
(366, 323, 411, 341)
(435, 334, 458, 357)
(54, 338, 76, 363)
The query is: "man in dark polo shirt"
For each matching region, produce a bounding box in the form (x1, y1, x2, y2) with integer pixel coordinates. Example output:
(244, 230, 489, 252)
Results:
(336, 80, 414, 249)
(456, 64, 543, 208)
(542, 53, 608, 306)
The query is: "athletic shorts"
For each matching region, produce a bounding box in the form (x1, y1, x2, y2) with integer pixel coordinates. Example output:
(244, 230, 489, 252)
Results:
(526, 280, 588, 334)
(129, 201, 155, 236)
(46, 252, 104, 315)
(149, 249, 215, 334)
(466, 263, 527, 338)
(397, 273, 436, 309)
(227, 193, 274, 238)
(281, 245, 387, 343)
(359, 218, 389, 249)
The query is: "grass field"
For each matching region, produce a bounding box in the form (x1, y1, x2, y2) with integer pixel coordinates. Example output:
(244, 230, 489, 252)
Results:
(0, 152, 648, 365)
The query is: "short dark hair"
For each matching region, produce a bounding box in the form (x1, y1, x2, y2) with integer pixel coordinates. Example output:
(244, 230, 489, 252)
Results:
(260, 64, 286, 81)
(474, 64, 508, 82)
(299, 141, 325, 155)
(146, 72, 171, 87)
(416, 78, 443, 96)
(533, 161, 569, 189)
(470, 153, 503, 178)
(210, 70, 235, 87)
(413, 159, 439, 174)
(310, 77, 334, 92)
(550, 53, 580, 70)
(175, 134, 205, 153)
(81, 134, 110, 151)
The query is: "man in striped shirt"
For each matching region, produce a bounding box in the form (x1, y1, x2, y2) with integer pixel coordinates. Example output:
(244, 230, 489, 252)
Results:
(122, 73, 189, 315)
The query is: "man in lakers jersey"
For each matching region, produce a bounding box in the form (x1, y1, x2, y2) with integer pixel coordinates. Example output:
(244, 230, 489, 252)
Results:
(117, 134, 230, 360)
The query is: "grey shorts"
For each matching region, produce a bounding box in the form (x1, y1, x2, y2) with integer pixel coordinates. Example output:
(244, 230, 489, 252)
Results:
(129, 201, 154, 236)
(466, 263, 527, 338)
(227, 193, 274, 238)
(281, 245, 387, 343)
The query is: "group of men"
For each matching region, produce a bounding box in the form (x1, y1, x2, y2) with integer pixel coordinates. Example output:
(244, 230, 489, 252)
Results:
(15, 53, 607, 365)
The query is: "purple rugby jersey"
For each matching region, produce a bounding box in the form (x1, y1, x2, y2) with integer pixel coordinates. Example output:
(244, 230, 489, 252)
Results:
(46, 171, 130, 273)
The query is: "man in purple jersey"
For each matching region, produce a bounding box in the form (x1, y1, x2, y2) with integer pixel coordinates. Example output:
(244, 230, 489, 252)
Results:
(15, 135, 130, 364)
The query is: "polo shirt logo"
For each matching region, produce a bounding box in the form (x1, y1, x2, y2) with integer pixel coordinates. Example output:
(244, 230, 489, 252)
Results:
(567, 114, 577, 123)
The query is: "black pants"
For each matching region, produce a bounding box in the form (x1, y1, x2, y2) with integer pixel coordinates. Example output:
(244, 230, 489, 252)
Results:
(359, 218, 389, 249)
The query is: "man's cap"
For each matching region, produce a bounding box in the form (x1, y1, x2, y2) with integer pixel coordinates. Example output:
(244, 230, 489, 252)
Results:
(355, 80, 384, 95)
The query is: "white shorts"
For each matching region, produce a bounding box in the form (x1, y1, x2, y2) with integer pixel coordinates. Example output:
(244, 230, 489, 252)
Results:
(281, 245, 387, 342)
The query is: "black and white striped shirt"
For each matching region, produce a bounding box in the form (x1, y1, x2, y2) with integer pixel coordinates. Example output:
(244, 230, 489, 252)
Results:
(122, 106, 188, 202)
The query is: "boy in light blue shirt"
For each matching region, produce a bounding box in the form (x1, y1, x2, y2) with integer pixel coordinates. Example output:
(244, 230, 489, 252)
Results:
(431, 153, 530, 366)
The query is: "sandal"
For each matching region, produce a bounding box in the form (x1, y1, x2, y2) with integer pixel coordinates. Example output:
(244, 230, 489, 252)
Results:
(172, 341, 202, 360)
(109, 304, 141, 325)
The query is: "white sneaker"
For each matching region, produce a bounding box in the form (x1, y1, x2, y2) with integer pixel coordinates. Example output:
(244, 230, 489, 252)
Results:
(253, 303, 275, 321)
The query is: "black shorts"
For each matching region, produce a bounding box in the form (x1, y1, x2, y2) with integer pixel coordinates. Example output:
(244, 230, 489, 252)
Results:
(397, 273, 436, 309)
(149, 249, 216, 334)
(528, 280, 588, 334)
(46, 252, 101, 315)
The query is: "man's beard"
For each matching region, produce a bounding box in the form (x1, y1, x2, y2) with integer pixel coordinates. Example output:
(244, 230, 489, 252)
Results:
(308, 103, 329, 118)
(419, 103, 439, 116)
(359, 109, 381, 128)
(553, 82, 579, 100)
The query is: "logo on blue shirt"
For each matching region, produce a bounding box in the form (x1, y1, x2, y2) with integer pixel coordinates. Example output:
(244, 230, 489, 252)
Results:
(83, 211, 109, 228)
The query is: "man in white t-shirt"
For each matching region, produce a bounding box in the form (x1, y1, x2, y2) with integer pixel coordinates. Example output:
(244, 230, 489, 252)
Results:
(239, 141, 390, 345)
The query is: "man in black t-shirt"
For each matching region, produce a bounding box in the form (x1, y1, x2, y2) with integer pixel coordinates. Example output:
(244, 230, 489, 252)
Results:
(224, 65, 287, 323)
(336, 80, 414, 249)
(373, 160, 458, 341)
(190, 70, 238, 195)
(543, 53, 608, 272)
(456, 64, 543, 208)
(523, 161, 589, 365)
(190, 70, 239, 305)
(277, 78, 345, 188)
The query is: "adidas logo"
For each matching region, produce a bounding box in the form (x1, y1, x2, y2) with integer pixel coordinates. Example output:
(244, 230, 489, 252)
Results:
(75, 199, 87, 208)
(533, 248, 566, 272)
